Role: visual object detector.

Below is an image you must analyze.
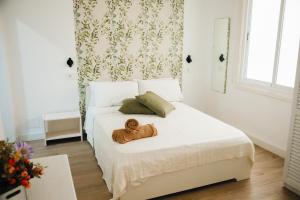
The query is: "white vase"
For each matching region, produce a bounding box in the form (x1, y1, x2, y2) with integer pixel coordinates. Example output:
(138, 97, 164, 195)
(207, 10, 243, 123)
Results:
(0, 186, 27, 200)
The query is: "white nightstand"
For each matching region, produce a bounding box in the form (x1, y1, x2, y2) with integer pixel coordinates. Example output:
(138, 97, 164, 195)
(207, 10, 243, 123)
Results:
(43, 111, 82, 145)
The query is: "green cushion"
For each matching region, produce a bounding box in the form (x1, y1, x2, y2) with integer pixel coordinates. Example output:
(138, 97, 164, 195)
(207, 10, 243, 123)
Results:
(136, 91, 175, 117)
(119, 98, 155, 115)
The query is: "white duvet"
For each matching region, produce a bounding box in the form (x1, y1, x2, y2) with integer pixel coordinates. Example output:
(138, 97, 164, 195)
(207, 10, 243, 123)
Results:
(88, 102, 255, 199)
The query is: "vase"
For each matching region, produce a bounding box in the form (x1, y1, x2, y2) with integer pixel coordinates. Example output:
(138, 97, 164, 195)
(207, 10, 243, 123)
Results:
(0, 186, 27, 200)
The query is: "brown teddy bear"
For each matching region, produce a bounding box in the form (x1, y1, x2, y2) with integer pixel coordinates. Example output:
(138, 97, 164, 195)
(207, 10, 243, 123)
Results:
(112, 119, 157, 144)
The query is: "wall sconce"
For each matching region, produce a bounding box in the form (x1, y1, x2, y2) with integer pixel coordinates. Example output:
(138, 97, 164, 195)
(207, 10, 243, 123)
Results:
(67, 58, 74, 68)
(186, 55, 192, 63)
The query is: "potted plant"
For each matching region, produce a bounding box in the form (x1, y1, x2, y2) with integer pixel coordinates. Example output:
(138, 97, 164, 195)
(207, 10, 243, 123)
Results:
(0, 141, 44, 199)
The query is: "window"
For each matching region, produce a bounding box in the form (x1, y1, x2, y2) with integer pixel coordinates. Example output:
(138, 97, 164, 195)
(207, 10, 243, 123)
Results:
(243, 0, 300, 88)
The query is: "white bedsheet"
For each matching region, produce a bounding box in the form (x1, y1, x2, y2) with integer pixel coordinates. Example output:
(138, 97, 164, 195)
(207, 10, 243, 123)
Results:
(89, 102, 255, 199)
(85, 106, 120, 146)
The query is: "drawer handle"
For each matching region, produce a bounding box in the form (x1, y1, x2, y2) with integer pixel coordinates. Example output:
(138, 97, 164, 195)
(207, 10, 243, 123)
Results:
(5, 189, 21, 199)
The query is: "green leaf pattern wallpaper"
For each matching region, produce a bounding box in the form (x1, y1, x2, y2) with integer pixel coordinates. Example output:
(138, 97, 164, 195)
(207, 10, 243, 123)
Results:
(73, 0, 184, 117)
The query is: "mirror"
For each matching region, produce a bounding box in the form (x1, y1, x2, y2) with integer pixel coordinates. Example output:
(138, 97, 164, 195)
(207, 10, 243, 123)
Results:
(211, 17, 230, 93)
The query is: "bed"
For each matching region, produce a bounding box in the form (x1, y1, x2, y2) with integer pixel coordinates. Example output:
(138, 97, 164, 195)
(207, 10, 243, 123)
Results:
(84, 79, 255, 200)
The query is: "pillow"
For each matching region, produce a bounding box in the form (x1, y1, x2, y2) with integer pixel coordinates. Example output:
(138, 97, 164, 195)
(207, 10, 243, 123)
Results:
(119, 98, 155, 115)
(136, 91, 175, 117)
(137, 78, 183, 102)
(89, 81, 138, 107)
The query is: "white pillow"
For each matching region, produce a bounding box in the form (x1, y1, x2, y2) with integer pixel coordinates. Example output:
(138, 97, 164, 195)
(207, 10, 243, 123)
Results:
(89, 81, 139, 107)
(138, 78, 183, 101)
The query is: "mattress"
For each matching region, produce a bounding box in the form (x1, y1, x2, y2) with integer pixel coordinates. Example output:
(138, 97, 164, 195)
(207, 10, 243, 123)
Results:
(88, 102, 255, 199)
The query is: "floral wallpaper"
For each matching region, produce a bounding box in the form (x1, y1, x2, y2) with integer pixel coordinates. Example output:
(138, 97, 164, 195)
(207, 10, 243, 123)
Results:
(73, 0, 184, 117)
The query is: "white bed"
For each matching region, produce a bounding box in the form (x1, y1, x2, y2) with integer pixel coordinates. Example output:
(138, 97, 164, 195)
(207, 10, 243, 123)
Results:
(85, 102, 255, 200)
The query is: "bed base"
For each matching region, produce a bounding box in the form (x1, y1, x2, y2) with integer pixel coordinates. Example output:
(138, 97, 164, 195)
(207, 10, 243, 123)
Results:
(88, 131, 252, 200)
(120, 157, 252, 200)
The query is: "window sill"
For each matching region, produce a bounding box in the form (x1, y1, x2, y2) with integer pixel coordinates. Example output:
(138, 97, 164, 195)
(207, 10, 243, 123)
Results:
(234, 79, 293, 102)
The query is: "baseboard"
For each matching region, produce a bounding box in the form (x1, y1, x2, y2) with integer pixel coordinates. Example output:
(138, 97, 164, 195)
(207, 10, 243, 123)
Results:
(18, 129, 45, 141)
(246, 133, 286, 158)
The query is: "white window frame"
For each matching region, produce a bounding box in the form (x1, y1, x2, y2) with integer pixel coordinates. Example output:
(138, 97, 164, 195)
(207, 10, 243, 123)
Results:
(236, 0, 294, 101)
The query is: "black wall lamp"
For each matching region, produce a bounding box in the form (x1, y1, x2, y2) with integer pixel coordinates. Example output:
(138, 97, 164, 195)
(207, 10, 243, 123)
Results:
(186, 55, 192, 63)
(67, 58, 74, 68)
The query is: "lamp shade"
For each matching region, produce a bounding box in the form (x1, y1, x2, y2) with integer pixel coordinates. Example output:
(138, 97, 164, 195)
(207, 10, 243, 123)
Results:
(0, 113, 5, 140)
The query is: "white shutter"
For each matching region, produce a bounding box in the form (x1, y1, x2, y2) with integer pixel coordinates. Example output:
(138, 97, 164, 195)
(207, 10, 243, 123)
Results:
(284, 44, 300, 195)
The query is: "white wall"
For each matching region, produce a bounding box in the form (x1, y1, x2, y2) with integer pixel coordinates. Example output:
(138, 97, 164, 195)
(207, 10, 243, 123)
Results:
(0, 0, 79, 140)
(183, 0, 292, 157)
(0, 3, 17, 141)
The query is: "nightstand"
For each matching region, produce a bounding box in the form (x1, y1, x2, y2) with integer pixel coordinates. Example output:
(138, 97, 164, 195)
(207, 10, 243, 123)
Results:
(43, 111, 82, 145)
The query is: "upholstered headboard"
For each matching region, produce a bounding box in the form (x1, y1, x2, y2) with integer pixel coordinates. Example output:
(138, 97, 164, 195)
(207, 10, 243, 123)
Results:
(85, 85, 92, 110)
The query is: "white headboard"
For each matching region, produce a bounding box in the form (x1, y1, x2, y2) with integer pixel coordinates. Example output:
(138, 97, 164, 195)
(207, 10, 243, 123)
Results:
(85, 85, 92, 110)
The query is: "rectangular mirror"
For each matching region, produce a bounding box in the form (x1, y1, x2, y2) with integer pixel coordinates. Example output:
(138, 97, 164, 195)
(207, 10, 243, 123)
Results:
(212, 17, 230, 93)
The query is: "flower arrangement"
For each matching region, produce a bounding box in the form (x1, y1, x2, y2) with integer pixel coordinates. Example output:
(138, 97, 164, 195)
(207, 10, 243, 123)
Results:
(0, 140, 44, 194)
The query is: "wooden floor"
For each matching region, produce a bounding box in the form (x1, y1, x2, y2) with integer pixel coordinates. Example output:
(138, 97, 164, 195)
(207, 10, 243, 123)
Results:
(29, 140, 299, 200)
